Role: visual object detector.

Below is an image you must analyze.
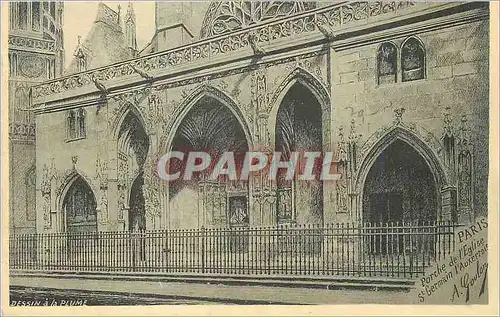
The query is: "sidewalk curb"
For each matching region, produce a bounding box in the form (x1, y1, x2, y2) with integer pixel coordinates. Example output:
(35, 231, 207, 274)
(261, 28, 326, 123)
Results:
(9, 285, 295, 305)
(10, 270, 416, 292)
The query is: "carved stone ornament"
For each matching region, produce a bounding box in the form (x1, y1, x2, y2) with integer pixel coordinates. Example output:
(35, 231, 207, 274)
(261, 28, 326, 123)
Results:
(42, 196, 51, 229)
(95, 156, 108, 191)
(31, 2, 415, 99)
(393, 107, 406, 125)
(97, 196, 109, 225)
(19, 55, 45, 78)
(40, 164, 51, 198)
(108, 87, 153, 134)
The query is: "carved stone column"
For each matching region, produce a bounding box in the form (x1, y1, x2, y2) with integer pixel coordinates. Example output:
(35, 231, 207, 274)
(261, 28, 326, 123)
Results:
(95, 155, 110, 231)
(457, 116, 473, 224)
(250, 70, 277, 226)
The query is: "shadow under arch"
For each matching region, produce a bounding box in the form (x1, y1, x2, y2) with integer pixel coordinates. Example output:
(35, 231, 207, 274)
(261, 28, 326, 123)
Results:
(269, 67, 330, 225)
(58, 171, 98, 233)
(268, 67, 330, 150)
(356, 126, 448, 223)
(164, 85, 252, 229)
(111, 102, 152, 141)
(163, 85, 254, 154)
(116, 106, 151, 230)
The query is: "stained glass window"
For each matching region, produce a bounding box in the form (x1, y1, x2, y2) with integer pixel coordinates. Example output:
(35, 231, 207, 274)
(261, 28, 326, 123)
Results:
(18, 2, 28, 30)
(67, 110, 76, 139)
(76, 108, 86, 138)
(402, 37, 425, 82)
(32, 2, 41, 31)
(377, 42, 397, 84)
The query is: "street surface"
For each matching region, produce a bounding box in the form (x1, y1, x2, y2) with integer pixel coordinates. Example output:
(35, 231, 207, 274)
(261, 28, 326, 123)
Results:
(10, 276, 413, 305)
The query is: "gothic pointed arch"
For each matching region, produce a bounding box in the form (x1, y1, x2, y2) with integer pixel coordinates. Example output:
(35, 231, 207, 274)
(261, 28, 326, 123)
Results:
(268, 67, 330, 150)
(163, 84, 253, 153)
(56, 169, 99, 207)
(377, 41, 398, 84)
(356, 126, 448, 223)
(401, 36, 426, 82)
(271, 68, 328, 224)
(115, 107, 151, 231)
(270, 67, 330, 114)
(60, 173, 98, 233)
(166, 84, 251, 229)
(111, 101, 151, 141)
(356, 126, 447, 192)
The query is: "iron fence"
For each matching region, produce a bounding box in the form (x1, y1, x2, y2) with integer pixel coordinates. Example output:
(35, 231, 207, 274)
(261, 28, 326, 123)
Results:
(9, 221, 456, 279)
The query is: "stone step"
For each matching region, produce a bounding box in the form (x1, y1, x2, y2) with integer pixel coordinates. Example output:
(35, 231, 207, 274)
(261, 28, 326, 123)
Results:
(11, 270, 416, 291)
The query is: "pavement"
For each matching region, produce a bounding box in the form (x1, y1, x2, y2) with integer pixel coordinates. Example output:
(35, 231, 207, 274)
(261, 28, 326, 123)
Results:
(9, 275, 415, 305)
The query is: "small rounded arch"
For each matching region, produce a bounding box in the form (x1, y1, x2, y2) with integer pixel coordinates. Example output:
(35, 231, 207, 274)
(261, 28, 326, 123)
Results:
(356, 126, 448, 194)
(377, 41, 398, 84)
(162, 84, 254, 153)
(76, 108, 87, 138)
(401, 36, 426, 81)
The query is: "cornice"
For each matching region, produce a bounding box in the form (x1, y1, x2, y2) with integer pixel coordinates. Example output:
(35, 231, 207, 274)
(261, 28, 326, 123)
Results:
(8, 35, 57, 55)
(31, 2, 488, 111)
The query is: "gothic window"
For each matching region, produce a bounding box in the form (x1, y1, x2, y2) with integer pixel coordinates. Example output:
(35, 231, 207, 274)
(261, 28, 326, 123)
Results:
(67, 108, 86, 140)
(31, 2, 41, 31)
(25, 166, 36, 221)
(377, 42, 397, 84)
(10, 3, 17, 29)
(18, 2, 28, 30)
(402, 37, 425, 82)
(76, 52, 87, 72)
(443, 134, 455, 170)
(67, 110, 76, 140)
(76, 108, 86, 138)
(50, 2, 56, 18)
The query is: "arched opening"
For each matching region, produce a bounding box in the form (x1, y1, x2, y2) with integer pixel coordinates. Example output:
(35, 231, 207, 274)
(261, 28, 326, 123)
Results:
(402, 37, 425, 82)
(168, 95, 249, 229)
(129, 172, 145, 231)
(25, 165, 37, 222)
(275, 82, 323, 224)
(63, 176, 97, 233)
(362, 139, 438, 224)
(117, 110, 150, 231)
(377, 42, 398, 84)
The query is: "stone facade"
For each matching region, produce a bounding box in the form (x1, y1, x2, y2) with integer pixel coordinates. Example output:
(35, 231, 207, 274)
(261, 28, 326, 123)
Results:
(32, 2, 490, 234)
(8, 1, 64, 234)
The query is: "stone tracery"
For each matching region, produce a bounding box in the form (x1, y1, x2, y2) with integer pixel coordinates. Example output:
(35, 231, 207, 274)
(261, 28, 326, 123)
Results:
(200, 1, 316, 39)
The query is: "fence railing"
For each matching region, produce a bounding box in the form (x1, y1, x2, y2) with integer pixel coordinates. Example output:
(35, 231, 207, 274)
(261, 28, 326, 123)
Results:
(9, 221, 456, 279)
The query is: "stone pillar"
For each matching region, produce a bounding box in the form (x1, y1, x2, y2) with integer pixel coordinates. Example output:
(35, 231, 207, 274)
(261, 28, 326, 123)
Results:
(325, 44, 357, 224)
(251, 172, 277, 226)
(251, 69, 277, 226)
(441, 186, 457, 222)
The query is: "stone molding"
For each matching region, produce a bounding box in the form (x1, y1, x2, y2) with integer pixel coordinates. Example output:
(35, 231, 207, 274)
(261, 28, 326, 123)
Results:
(32, 2, 485, 101)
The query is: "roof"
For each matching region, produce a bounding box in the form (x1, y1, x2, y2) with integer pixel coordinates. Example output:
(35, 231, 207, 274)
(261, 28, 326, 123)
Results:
(64, 3, 134, 75)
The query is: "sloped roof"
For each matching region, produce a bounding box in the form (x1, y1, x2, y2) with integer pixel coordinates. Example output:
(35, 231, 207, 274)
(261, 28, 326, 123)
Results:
(64, 3, 134, 75)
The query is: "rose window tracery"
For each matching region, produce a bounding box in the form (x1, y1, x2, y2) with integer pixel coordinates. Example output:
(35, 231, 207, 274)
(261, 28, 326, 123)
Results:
(200, 1, 316, 38)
